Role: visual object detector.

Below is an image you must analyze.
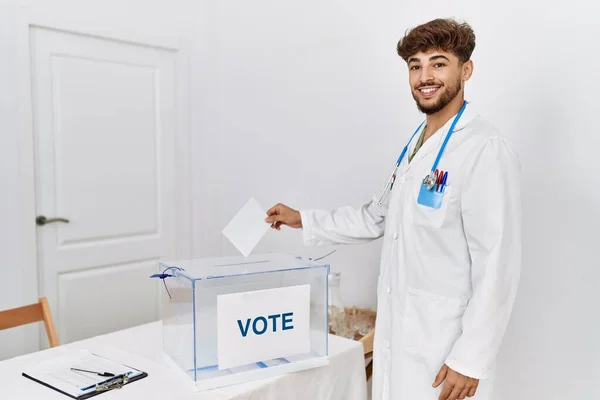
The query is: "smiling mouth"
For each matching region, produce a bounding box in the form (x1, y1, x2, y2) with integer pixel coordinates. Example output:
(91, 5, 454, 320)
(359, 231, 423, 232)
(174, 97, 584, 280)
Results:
(418, 86, 441, 98)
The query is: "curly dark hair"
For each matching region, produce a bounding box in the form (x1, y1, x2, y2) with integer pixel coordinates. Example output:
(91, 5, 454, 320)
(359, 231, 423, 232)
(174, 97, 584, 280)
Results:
(397, 18, 476, 64)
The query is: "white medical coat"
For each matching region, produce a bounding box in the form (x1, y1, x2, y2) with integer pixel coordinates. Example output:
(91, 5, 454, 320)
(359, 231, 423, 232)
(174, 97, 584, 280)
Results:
(299, 103, 522, 400)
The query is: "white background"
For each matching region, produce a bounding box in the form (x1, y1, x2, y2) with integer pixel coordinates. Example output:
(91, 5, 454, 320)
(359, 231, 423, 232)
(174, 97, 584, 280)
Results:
(1, 0, 599, 398)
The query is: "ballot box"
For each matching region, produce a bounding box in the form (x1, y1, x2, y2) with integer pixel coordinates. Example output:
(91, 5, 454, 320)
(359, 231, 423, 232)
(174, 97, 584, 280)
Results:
(157, 253, 330, 391)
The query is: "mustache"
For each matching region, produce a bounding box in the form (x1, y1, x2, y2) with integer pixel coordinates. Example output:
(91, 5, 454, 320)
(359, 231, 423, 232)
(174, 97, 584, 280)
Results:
(415, 82, 443, 90)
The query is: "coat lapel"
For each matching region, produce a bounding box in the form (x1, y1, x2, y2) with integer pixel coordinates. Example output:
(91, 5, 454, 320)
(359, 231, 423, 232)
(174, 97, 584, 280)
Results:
(403, 102, 479, 171)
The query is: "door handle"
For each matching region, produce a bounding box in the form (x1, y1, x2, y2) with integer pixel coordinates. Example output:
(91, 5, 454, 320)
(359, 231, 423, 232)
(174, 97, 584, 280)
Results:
(36, 215, 70, 226)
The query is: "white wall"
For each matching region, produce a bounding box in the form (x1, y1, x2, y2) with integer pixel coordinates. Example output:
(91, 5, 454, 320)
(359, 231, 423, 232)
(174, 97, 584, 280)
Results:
(0, 4, 25, 359)
(1, 0, 599, 398)
(196, 0, 414, 309)
(196, 1, 600, 399)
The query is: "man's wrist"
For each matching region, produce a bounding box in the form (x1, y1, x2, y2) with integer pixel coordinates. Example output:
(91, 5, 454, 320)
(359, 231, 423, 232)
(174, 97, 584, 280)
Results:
(444, 358, 490, 380)
(298, 210, 315, 245)
(295, 210, 302, 228)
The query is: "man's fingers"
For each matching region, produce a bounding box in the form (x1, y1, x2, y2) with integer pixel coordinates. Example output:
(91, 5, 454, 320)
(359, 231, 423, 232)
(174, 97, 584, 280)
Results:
(467, 381, 478, 397)
(457, 387, 470, 399)
(444, 385, 463, 400)
(266, 204, 302, 230)
(266, 204, 281, 216)
(438, 381, 454, 400)
(433, 364, 447, 388)
(265, 214, 283, 223)
(268, 217, 286, 231)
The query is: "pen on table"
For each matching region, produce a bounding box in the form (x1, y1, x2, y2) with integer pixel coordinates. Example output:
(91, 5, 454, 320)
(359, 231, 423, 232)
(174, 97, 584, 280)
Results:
(70, 368, 115, 377)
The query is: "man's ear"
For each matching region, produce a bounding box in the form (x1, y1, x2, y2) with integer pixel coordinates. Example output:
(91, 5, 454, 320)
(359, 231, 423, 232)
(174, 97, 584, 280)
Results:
(462, 60, 474, 81)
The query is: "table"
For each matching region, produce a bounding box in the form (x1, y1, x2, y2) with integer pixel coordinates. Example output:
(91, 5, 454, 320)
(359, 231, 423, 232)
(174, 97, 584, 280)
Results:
(0, 321, 368, 399)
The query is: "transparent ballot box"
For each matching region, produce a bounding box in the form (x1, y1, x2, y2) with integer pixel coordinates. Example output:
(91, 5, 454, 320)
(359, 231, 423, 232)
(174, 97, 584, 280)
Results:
(157, 253, 330, 391)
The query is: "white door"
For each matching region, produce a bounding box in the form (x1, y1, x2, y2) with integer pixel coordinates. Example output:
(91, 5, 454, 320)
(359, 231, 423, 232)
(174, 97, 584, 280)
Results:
(29, 25, 181, 345)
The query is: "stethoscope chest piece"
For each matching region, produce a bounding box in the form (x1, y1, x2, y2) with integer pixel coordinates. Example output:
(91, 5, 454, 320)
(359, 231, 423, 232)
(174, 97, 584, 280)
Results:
(423, 172, 437, 190)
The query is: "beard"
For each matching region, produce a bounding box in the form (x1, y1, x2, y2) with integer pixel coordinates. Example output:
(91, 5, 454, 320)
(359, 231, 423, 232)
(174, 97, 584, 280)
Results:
(412, 75, 462, 115)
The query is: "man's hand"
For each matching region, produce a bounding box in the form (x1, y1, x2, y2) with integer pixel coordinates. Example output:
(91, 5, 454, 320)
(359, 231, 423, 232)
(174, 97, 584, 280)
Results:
(433, 364, 479, 400)
(265, 203, 302, 230)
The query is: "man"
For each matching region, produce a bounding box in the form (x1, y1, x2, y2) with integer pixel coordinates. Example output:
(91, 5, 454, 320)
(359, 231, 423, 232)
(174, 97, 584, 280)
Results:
(265, 18, 521, 400)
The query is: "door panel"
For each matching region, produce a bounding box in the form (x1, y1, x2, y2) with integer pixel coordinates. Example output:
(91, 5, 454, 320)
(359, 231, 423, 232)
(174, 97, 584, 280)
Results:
(57, 258, 160, 343)
(30, 26, 178, 344)
(51, 55, 159, 245)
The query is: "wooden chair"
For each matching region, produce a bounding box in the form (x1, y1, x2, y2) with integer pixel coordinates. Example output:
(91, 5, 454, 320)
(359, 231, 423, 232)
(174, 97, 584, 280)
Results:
(0, 297, 59, 347)
(359, 328, 375, 381)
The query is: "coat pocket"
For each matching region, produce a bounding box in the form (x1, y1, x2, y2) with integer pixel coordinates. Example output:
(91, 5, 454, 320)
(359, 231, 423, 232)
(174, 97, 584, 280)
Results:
(413, 184, 452, 231)
(401, 287, 468, 376)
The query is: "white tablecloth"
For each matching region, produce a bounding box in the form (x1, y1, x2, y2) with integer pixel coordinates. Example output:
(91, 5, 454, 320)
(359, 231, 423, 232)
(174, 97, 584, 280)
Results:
(0, 321, 367, 399)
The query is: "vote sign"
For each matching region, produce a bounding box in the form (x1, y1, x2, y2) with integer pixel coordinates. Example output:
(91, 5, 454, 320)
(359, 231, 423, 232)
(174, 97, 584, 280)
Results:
(216, 284, 311, 370)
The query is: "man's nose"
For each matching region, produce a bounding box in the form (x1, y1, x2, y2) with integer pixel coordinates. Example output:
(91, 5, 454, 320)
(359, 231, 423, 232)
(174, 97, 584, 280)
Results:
(419, 66, 434, 84)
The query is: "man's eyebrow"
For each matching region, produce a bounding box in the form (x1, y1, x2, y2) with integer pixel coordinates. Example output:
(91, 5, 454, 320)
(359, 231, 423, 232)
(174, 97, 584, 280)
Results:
(408, 55, 450, 64)
(430, 55, 450, 62)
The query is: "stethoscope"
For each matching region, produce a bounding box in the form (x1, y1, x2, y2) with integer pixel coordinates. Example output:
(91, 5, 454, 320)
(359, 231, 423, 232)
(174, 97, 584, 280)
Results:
(377, 100, 468, 206)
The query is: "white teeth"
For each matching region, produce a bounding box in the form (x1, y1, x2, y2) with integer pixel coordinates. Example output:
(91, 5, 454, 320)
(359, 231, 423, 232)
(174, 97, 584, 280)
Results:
(421, 87, 438, 94)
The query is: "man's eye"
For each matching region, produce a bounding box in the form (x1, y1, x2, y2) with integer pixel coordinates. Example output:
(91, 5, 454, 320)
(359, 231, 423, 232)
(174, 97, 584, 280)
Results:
(434, 63, 445, 68)
(410, 66, 420, 70)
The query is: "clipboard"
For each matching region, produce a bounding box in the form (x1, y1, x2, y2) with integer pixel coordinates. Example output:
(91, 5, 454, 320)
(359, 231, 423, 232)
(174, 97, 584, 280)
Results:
(21, 350, 148, 399)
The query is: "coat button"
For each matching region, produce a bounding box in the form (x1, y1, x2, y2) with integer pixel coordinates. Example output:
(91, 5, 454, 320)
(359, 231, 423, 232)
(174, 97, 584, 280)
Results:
(387, 286, 391, 294)
(393, 232, 398, 240)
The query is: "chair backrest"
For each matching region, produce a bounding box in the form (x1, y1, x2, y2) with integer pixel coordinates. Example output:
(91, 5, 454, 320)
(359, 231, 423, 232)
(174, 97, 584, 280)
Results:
(359, 328, 374, 355)
(359, 328, 375, 381)
(0, 297, 59, 347)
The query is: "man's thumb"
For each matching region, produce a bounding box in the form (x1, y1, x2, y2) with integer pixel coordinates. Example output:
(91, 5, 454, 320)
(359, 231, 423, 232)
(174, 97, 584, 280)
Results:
(265, 214, 284, 223)
(432, 364, 448, 387)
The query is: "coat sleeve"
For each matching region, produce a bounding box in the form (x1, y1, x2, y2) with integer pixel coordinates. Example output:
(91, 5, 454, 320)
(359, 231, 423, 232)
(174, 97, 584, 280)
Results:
(444, 137, 522, 379)
(299, 195, 387, 246)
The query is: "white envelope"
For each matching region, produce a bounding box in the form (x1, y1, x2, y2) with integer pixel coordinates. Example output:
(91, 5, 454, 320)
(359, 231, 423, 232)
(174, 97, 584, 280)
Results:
(222, 197, 270, 257)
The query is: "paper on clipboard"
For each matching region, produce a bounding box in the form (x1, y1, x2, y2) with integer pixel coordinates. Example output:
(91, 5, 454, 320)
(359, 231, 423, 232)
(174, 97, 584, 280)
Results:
(22, 350, 146, 398)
